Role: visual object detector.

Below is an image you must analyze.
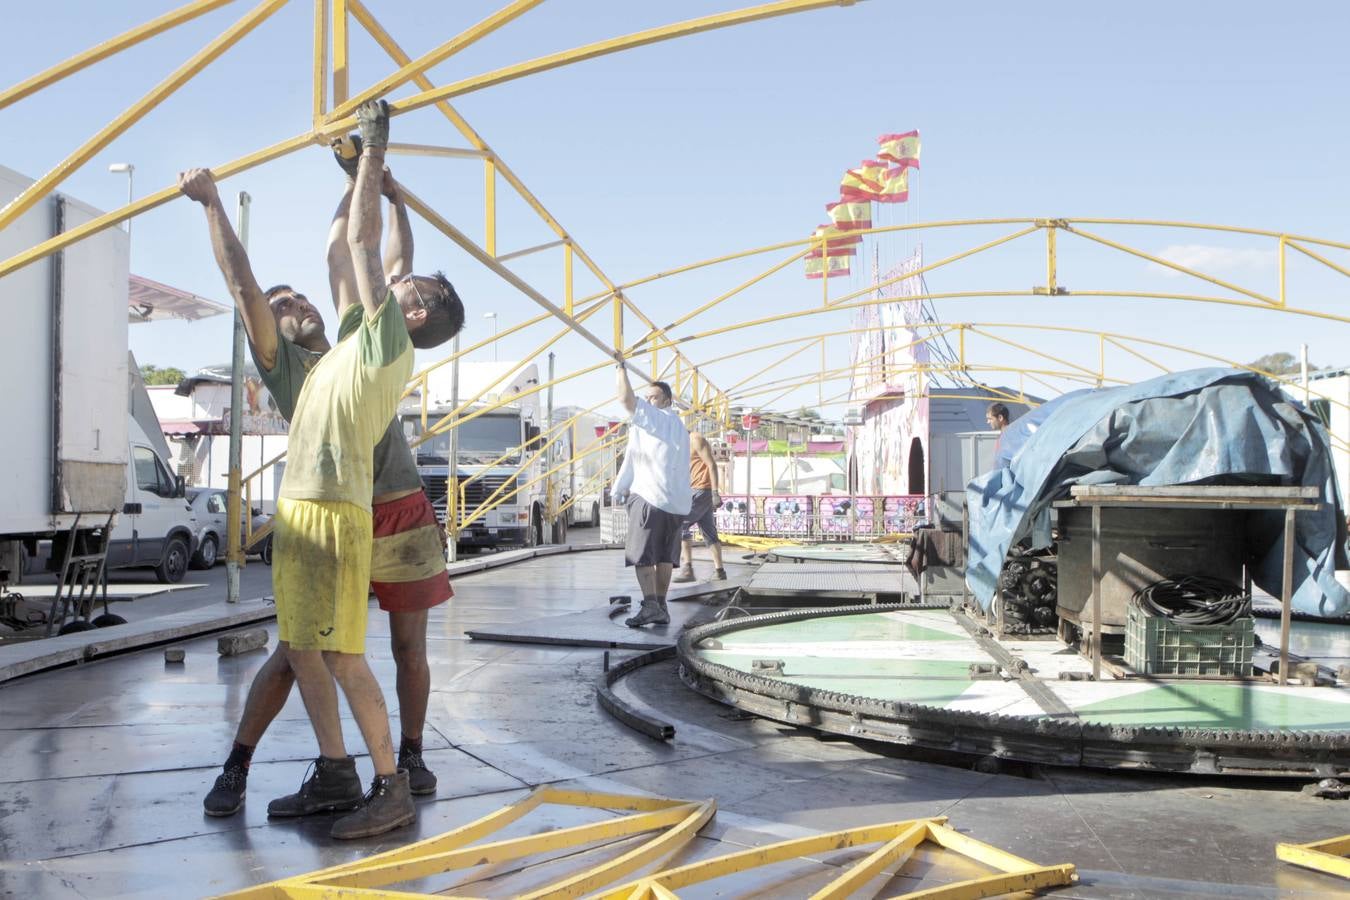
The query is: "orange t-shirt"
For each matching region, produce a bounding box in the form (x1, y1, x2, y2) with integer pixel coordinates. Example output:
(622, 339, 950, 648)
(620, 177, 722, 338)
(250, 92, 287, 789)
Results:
(689, 444, 713, 490)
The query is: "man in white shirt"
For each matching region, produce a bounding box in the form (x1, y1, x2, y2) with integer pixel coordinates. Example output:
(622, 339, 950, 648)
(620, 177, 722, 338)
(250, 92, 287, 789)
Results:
(613, 364, 692, 627)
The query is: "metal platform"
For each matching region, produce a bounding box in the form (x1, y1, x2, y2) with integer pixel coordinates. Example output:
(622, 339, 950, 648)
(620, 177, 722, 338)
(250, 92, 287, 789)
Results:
(747, 561, 917, 601)
(680, 604, 1350, 777)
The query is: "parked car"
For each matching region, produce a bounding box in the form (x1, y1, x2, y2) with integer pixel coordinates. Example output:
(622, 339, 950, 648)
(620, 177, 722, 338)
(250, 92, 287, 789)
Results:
(187, 488, 273, 569)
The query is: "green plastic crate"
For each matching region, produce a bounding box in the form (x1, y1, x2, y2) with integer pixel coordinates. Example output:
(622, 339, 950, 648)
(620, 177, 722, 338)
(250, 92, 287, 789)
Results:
(1124, 601, 1254, 676)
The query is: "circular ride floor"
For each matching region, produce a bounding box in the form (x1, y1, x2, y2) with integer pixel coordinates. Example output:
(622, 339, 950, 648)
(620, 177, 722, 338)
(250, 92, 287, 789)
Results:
(679, 605, 1350, 777)
(766, 542, 906, 565)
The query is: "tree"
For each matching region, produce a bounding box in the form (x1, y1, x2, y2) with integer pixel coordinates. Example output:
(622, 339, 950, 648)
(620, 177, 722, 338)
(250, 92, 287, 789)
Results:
(1246, 352, 1318, 376)
(795, 407, 823, 420)
(140, 364, 186, 386)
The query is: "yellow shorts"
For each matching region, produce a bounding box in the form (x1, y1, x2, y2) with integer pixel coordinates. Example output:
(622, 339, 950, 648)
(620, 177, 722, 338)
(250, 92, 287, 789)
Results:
(273, 497, 373, 654)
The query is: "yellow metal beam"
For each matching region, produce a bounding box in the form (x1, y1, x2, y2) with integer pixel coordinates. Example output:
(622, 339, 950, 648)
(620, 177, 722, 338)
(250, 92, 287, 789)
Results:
(332, 0, 348, 104)
(625, 247, 811, 352)
(0, 0, 289, 234)
(323, 0, 863, 133)
(319, 803, 709, 890)
(1277, 834, 1350, 881)
(386, 141, 490, 158)
(810, 820, 928, 899)
(0, 129, 315, 279)
(311, 0, 327, 126)
(0, 0, 238, 110)
(484, 156, 498, 256)
(329, 0, 546, 119)
(1066, 224, 1278, 306)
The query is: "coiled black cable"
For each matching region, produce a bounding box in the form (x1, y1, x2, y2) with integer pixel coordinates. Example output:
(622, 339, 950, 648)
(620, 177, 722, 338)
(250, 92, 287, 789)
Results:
(1133, 575, 1251, 626)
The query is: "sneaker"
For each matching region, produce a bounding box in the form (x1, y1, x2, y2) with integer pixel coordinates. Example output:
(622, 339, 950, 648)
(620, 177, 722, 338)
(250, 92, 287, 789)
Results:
(671, 567, 696, 583)
(331, 770, 416, 840)
(399, 749, 437, 796)
(267, 755, 363, 818)
(203, 767, 247, 817)
(625, 599, 670, 628)
(714, 568, 727, 580)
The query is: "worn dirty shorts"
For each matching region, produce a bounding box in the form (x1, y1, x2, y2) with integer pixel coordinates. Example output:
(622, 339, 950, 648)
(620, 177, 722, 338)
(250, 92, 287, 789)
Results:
(624, 495, 684, 567)
(681, 488, 720, 545)
(273, 497, 372, 654)
(370, 490, 453, 613)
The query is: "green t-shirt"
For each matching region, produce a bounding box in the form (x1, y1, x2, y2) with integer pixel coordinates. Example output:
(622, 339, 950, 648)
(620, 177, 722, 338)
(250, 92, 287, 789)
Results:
(251, 304, 422, 498)
(274, 295, 415, 509)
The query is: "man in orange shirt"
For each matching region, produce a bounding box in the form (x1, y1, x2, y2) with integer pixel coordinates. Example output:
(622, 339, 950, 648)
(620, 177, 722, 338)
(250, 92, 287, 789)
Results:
(672, 431, 726, 583)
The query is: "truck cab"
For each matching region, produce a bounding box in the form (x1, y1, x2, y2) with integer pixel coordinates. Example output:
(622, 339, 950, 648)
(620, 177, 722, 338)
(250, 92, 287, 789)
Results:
(401, 361, 551, 550)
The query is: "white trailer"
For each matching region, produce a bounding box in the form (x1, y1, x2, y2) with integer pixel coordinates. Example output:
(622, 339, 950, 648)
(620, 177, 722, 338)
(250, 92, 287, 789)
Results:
(0, 166, 130, 581)
(0, 167, 195, 611)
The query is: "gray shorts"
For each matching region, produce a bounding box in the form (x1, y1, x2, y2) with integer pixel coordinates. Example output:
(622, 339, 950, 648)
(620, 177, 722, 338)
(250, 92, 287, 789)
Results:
(681, 488, 720, 544)
(624, 495, 684, 567)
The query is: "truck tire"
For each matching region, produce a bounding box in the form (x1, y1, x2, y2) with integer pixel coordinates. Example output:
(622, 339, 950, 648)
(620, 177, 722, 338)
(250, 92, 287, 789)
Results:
(551, 515, 567, 545)
(191, 534, 218, 570)
(155, 535, 190, 584)
(591, 503, 600, 528)
(260, 536, 273, 565)
(526, 506, 543, 547)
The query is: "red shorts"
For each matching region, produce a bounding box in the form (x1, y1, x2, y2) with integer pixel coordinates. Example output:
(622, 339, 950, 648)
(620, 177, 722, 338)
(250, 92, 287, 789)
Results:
(370, 491, 453, 613)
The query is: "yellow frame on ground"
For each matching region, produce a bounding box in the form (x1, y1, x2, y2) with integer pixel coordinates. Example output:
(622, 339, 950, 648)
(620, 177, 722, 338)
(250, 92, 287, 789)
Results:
(1276, 833, 1350, 881)
(597, 817, 1077, 900)
(215, 787, 715, 899)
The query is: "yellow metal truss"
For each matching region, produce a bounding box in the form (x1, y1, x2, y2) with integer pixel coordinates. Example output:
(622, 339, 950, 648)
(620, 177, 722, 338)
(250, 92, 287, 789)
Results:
(1276, 833, 1350, 881)
(597, 817, 1076, 899)
(215, 787, 715, 900)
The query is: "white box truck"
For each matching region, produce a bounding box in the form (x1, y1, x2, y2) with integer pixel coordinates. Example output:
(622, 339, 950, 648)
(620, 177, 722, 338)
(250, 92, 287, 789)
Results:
(0, 167, 195, 597)
(400, 361, 562, 549)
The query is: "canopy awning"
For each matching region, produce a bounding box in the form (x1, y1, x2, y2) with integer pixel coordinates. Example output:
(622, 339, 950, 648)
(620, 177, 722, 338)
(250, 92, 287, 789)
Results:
(128, 274, 230, 323)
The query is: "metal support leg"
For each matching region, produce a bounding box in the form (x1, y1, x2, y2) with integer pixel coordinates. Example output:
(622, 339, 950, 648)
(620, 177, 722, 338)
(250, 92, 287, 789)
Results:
(1091, 504, 1102, 681)
(1279, 507, 1295, 686)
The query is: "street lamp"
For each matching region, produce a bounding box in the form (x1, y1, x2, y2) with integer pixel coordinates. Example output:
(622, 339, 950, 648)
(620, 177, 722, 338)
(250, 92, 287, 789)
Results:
(483, 311, 499, 361)
(108, 162, 133, 244)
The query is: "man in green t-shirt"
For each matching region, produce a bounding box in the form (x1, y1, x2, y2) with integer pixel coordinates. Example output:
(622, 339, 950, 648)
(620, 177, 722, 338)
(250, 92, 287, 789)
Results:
(177, 101, 463, 839)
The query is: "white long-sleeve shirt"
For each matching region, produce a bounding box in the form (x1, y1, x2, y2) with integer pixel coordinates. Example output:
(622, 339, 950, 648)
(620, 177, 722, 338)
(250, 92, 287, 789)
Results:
(613, 398, 692, 515)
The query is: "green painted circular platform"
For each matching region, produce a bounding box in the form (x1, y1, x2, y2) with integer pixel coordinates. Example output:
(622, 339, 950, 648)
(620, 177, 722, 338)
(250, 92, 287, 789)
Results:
(680, 605, 1350, 776)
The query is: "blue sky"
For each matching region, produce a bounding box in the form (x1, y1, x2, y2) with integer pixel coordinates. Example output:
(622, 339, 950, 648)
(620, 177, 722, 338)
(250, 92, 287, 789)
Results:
(5, 0, 1350, 415)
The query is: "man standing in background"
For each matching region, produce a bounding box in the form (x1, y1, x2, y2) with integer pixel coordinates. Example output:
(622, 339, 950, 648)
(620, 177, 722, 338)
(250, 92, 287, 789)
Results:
(613, 365, 691, 628)
(672, 430, 726, 583)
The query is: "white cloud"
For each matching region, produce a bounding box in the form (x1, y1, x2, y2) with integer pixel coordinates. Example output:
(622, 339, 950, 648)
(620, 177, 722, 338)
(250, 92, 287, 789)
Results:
(1148, 244, 1277, 278)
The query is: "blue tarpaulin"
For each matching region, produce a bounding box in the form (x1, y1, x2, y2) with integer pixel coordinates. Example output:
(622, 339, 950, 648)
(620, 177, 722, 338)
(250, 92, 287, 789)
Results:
(966, 368, 1349, 617)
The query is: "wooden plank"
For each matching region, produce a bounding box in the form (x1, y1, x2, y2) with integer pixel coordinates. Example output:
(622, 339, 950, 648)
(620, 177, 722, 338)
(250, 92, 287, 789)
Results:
(1070, 485, 1318, 499)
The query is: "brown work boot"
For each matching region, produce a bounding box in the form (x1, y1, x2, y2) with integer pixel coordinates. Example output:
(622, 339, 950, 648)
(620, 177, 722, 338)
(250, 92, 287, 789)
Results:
(625, 598, 670, 628)
(671, 566, 696, 583)
(267, 756, 363, 817)
(331, 770, 416, 840)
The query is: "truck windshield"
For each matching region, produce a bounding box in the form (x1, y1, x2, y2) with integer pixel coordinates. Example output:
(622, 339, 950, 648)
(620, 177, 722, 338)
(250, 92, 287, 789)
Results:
(404, 414, 522, 465)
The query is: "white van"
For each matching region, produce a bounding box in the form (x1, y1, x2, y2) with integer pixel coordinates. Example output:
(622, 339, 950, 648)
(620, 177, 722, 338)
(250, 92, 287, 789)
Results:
(104, 416, 198, 583)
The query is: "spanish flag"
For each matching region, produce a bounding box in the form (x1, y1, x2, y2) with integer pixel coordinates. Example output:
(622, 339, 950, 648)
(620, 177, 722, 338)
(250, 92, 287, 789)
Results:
(813, 224, 862, 249)
(805, 255, 852, 279)
(826, 199, 872, 231)
(877, 131, 921, 169)
(840, 160, 887, 201)
(875, 166, 909, 204)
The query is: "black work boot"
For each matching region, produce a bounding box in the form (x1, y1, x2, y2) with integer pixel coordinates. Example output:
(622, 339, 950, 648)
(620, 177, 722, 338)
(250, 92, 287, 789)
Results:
(625, 598, 670, 628)
(203, 767, 247, 817)
(671, 566, 696, 583)
(267, 756, 363, 817)
(714, 568, 727, 580)
(398, 747, 438, 796)
(331, 770, 416, 839)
